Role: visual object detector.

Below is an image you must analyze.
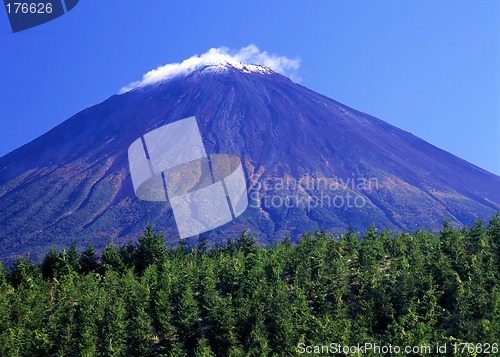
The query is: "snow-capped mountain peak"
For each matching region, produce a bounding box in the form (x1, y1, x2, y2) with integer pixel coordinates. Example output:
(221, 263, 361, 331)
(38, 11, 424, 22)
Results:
(200, 61, 274, 75)
(1, 51, 499, 260)
(120, 44, 300, 93)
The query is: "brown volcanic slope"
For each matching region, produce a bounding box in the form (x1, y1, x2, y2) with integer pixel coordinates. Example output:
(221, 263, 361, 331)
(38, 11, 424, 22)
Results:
(0, 64, 499, 260)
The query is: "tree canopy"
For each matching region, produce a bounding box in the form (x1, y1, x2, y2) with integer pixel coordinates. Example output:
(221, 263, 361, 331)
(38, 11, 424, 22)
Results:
(1, 216, 499, 356)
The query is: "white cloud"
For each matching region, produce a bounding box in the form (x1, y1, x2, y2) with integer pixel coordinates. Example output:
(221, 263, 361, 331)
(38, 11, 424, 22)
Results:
(120, 44, 301, 93)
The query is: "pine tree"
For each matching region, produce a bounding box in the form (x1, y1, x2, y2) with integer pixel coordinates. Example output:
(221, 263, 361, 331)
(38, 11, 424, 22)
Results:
(174, 284, 200, 349)
(0, 262, 12, 351)
(73, 273, 105, 356)
(153, 262, 176, 346)
(135, 225, 167, 274)
(123, 269, 154, 356)
(41, 247, 59, 279)
(100, 242, 125, 273)
(67, 241, 80, 271)
(99, 270, 127, 356)
(194, 338, 215, 357)
(245, 310, 270, 356)
(79, 244, 99, 275)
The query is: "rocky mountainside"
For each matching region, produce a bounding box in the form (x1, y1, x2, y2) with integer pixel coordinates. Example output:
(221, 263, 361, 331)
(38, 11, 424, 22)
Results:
(1, 63, 499, 260)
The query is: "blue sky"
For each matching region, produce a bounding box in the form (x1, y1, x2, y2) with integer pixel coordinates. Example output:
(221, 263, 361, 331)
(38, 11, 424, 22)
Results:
(1, 1, 499, 174)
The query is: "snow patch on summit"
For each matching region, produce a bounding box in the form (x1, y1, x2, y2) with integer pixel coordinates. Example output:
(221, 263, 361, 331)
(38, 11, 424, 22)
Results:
(120, 44, 301, 93)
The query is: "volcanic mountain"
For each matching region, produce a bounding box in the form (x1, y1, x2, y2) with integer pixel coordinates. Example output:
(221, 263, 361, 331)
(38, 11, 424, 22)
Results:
(1, 62, 499, 260)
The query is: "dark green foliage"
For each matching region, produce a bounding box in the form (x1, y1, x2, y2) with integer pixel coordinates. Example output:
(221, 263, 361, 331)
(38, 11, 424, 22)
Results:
(99, 270, 127, 356)
(67, 241, 81, 271)
(124, 269, 154, 356)
(8, 255, 37, 288)
(41, 247, 59, 279)
(135, 225, 167, 275)
(99, 242, 125, 274)
(78, 244, 99, 275)
(0, 219, 499, 356)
